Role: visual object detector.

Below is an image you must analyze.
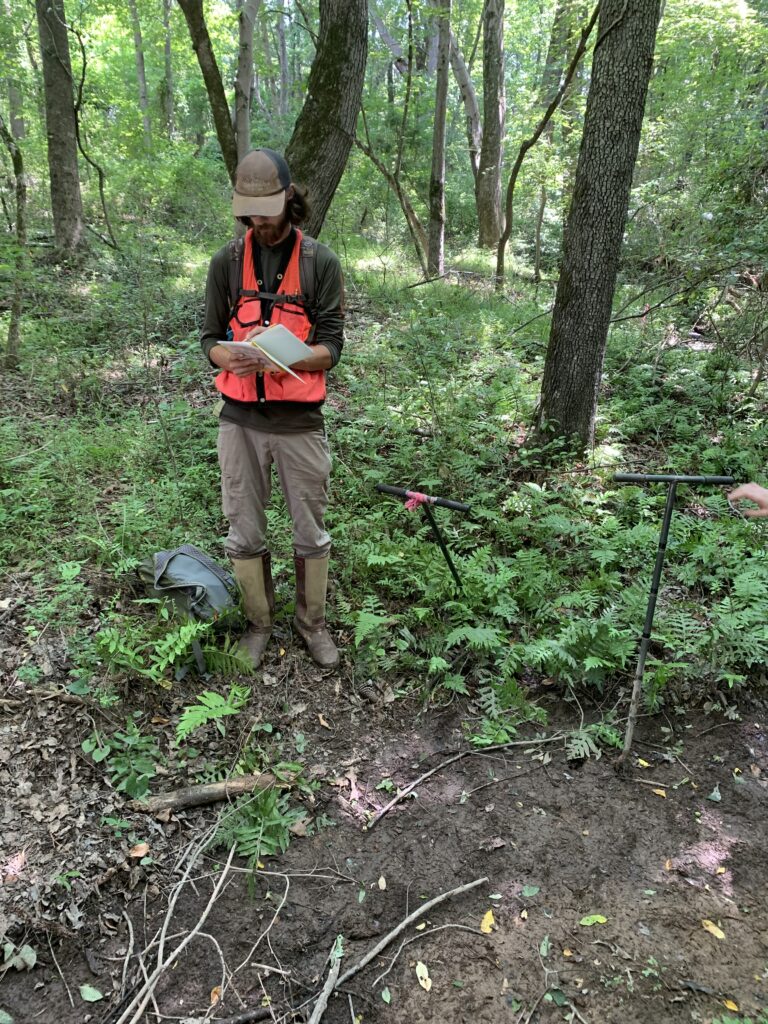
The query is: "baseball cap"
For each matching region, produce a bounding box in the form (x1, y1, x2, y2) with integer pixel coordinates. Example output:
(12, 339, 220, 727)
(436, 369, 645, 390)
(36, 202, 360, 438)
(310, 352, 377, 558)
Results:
(232, 149, 291, 217)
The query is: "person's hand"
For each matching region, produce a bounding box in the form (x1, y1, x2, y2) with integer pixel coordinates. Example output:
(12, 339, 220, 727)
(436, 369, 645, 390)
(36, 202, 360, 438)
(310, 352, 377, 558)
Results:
(244, 326, 283, 374)
(209, 340, 280, 377)
(727, 483, 768, 518)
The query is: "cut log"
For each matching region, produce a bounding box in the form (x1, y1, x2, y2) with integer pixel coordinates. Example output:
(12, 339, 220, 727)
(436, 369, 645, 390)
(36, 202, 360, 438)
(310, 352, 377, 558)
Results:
(130, 773, 277, 814)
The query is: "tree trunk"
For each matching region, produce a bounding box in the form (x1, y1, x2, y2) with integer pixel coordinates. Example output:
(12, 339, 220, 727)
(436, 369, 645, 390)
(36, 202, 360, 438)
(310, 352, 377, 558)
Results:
(450, 32, 481, 182)
(0, 113, 27, 370)
(476, 0, 504, 248)
(234, 0, 261, 161)
(162, 0, 175, 138)
(277, 0, 289, 119)
(177, 0, 239, 183)
(427, 0, 450, 276)
(127, 0, 152, 146)
(3, 0, 25, 142)
(285, 0, 367, 238)
(536, 0, 663, 450)
(35, 0, 84, 255)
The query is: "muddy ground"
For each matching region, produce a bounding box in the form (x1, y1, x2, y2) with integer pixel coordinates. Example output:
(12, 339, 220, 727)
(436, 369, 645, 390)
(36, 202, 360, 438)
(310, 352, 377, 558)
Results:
(1, 617, 768, 1024)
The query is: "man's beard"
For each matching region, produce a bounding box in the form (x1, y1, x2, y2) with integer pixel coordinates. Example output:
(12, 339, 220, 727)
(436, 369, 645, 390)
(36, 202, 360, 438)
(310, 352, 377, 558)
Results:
(252, 216, 291, 247)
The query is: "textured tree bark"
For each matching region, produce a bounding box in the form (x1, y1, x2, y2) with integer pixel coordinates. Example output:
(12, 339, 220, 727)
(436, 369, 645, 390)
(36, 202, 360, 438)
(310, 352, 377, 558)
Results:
(0, 112, 26, 370)
(285, 0, 367, 238)
(177, 0, 239, 183)
(234, 0, 261, 161)
(537, 0, 663, 449)
(129, 773, 278, 814)
(162, 0, 175, 139)
(427, 0, 450, 276)
(476, 0, 504, 248)
(450, 32, 481, 182)
(35, 0, 84, 254)
(127, 0, 151, 146)
(277, 0, 289, 119)
(4, 1, 25, 142)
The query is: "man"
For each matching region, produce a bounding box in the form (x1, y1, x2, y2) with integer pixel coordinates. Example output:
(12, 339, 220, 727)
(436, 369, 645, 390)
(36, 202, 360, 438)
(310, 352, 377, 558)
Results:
(201, 148, 344, 669)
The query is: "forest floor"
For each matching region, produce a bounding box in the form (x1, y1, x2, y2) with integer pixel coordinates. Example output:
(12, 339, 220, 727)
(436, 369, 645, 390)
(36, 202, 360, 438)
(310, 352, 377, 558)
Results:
(1, 618, 767, 1024)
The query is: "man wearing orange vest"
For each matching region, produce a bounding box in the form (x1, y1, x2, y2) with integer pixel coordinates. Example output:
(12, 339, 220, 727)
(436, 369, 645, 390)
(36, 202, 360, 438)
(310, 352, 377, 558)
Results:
(201, 149, 344, 670)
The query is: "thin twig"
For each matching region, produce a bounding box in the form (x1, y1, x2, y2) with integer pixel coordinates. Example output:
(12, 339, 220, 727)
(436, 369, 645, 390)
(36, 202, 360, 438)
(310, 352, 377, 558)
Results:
(114, 845, 236, 1024)
(372, 924, 485, 987)
(47, 934, 74, 1007)
(348, 993, 356, 1024)
(367, 734, 565, 829)
(693, 720, 739, 739)
(467, 763, 543, 797)
(231, 873, 290, 977)
(197, 931, 228, 1022)
(336, 876, 488, 988)
(520, 989, 547, 1024)
(121, 911, 135, 996)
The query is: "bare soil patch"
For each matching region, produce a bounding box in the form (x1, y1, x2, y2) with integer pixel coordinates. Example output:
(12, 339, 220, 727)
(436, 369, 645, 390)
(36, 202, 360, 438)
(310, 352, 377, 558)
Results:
(1, 620, 767, 1024)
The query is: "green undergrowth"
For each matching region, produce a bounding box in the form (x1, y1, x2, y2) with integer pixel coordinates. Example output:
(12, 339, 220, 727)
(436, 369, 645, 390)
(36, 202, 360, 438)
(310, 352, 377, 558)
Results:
(3, 238, 768, 752)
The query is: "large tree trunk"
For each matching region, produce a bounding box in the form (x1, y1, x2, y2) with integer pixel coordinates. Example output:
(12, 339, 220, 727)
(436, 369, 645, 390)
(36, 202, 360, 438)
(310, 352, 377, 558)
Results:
(177, 0, 239, 182)
(536, 0, 663, 449)
(476, 0, 504, 248)
(285, 0, 367, 238)
(427, 0, 451, 276)
(234, 0, 261, 161)
(127, 0, 151, 146)
(162, 0, 176, 139)
(35, 0, 84, 255)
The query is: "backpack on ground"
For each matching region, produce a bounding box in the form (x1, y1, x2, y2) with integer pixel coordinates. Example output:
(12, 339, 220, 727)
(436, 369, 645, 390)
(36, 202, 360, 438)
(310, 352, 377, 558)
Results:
(137, 544, 239, 623)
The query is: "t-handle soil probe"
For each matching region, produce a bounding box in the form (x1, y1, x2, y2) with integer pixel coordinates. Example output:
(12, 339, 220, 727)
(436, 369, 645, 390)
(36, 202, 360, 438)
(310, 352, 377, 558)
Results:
(613, 472, 734, 764)
(375, 483, 470, 590)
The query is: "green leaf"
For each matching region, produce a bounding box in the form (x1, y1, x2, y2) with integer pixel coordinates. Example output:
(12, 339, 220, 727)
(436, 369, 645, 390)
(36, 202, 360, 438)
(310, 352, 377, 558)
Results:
(522, 885, 540, 898)
(539, 934, 551, 957)
(579, 914, 607, 926)
(707, 784, 722, 802)
(381, 986, 392, 1004)
(79, 985, 104, 1003)
(0, 1010, 14, 1024)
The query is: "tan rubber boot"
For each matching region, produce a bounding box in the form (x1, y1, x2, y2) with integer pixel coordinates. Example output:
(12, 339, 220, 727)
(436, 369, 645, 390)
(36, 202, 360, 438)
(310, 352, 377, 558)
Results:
(232, 553, 274, 668)
(293, 555, 340, 669)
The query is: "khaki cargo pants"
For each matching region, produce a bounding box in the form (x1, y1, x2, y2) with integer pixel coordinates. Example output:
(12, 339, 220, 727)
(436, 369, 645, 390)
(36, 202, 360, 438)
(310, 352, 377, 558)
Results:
(218, 421, 332, 559)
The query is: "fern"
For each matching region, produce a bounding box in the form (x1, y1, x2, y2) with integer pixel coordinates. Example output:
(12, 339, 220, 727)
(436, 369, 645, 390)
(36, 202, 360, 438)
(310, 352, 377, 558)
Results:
(444, 624, 504, 651)
(176, 685, 250, 744)
(354, 610, 392, 648)
(566, 729, 602, 761)
(203, 637, 256, 677)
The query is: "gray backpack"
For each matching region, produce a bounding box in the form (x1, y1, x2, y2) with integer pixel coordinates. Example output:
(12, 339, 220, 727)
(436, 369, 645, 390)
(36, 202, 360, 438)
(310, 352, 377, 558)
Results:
(138, 544, 238, 622)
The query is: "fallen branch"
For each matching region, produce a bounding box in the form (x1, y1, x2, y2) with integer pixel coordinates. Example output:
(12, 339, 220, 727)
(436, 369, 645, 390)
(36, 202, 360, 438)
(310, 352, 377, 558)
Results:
(367, 734, 565, 829)
(335, 875, 488, 988)
(217, 879, 488, 1024)
(372, 923, 485, 987)
(129, 773, 277, 814)
(308, 938, 343, 1024)
(114, 845, 236, 1024)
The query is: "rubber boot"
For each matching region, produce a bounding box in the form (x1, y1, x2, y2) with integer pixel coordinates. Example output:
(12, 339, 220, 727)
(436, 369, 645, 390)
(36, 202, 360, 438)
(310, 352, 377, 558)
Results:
(232, 553, 274, 668)
(293, 555, 339, 669)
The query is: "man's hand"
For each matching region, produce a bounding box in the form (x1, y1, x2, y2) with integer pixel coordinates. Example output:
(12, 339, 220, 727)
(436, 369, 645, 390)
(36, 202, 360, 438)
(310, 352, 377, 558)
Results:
(209, 336, 281, 377)
(727, 482, 768, 518)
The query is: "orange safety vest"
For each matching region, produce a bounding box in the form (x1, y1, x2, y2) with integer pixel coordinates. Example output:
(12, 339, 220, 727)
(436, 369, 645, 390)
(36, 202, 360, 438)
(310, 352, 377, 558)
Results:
(215, 228, 326, 405)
